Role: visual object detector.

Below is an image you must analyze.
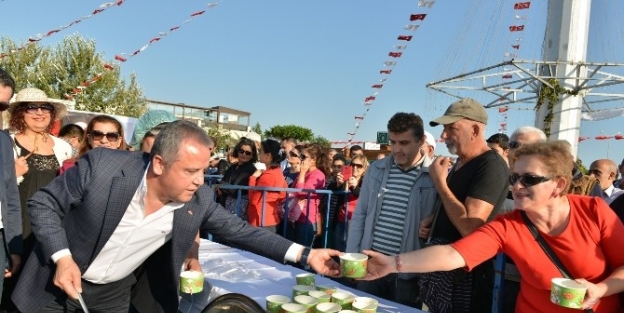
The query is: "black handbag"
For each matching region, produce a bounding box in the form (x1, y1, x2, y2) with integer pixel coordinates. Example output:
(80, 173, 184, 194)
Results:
(520, 211, 595, 313)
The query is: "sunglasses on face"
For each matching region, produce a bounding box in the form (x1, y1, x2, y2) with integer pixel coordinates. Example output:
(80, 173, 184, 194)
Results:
(289, 151, 299, 158)
(0, 101, 8, 112)
(238, 149, 253, 156)
(509, 173, 551, 187)
(300, 155, 309, 161)
(509, 141, 521, 149)
(351, 163, 364, 169)
(25, 103, 54, 114)
(89, 130, 121, 142)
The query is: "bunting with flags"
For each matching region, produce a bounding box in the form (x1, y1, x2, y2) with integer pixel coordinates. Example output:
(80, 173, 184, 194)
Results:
(343, 1, 435, 144)
(64, 2, 221, 99)
(0, 0, 126, 59)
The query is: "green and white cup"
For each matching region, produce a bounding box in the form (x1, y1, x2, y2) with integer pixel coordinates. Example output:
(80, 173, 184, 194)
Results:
(308, 290, 332, 303)
(296, 273, 316, 286)
(315, 284, 337, 295)
(282, 303, 308, 313)
(352, 297, 378, 313)
(339, 253, 368, 279)
(315, 302, 342, 313)
(294, 295, 319, 313)
(266, 295, 291, 313)
(179, 271, 204, 294)
(331, 292, 355, 310)
(292, 285, 315, 299)
(550, 278, 587, 309)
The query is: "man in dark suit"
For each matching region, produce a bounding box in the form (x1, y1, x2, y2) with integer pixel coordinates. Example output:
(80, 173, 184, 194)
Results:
(0, 68, 23, 306)
(13, 120, 341, 313)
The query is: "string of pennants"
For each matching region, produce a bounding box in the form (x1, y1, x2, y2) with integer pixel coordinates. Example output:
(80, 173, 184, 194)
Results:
(0, 1, 126, 59)
(579, 134, 624, 142)
(65, 2, 220, 99)
(345, 0, 436, 144)
(497, 1, 532, 133)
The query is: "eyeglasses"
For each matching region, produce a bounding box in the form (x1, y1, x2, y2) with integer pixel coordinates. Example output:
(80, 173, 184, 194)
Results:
(89, 130, 121, 142)
(25, 103, 54, 114)
(509, 141, 521, 149)
(0, 101, 8, 112)
(238, 149, 253, 156)
(289, 151, 299, 158)
(509, 173, 551, 187)
(351, 163, 364, 169)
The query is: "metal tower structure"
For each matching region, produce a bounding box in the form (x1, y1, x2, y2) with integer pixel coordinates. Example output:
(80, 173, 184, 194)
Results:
(426, 0, 624, 157)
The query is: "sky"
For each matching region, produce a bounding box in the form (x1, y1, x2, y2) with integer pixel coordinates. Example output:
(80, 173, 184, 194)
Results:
(1, 0, 624, 165)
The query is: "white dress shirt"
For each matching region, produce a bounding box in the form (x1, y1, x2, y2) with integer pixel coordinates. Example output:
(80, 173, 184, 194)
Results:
(602, 185, 624, 205)
(52, 169, 184, 284)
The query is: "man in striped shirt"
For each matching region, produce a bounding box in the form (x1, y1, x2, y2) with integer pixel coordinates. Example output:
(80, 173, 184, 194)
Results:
(346, 112, 438, 309)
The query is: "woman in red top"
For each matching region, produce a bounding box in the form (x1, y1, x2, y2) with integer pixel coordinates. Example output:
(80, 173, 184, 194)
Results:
(248, 139, 288, 233)
(363, 141, 624, 313)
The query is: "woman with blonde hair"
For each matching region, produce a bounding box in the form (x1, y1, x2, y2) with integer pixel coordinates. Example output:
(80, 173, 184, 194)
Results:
(334, 154, 369, 251)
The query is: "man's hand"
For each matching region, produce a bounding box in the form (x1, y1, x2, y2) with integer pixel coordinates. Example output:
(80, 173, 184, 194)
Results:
(429, 156, 451, 187)
(4, 254, 20, 278)
(183, 258, 203, 273)
(306, 249, 341, 277)
(419, 214, 434, 239)
(360, 250, 395, 281)
(53, 256, 82, 299)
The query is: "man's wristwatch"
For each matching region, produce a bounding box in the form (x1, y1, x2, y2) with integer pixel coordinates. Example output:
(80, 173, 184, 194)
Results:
(299, 247, 311, 266)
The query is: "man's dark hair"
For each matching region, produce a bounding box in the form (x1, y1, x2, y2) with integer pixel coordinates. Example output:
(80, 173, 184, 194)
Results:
(387, 112, 425, 142)
(0, 68, 16, 97)
(151, 120, 213, 165)
(486, 133, 510, 150)
(58, 124, 85, 140)
(349, 145, 363, 154)
(332, 153, 347, 164)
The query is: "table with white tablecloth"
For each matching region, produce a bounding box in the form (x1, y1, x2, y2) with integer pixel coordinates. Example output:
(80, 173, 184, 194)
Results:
(178, 239, 425, 313)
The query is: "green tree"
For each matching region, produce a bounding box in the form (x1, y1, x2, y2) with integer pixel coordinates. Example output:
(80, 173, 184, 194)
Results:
(313, 135, 331, 149)
(251, 122, 262, 135)
(202, 126, 232, 152)
(0, 34, 147, 117)
(264, 124, 314, 142)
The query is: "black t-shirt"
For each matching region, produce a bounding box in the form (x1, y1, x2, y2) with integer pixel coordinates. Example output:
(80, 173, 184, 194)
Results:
(432, 149, 509, 242)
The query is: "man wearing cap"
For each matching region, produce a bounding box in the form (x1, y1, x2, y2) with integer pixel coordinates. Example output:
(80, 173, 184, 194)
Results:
(420, 98, 508, 313)
(347, 112, 437, 309)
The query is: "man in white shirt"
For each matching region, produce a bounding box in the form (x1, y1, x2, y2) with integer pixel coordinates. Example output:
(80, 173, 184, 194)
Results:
(13, 121, 340, 313)
(280, 137, 297, 171)
(589, 159, 624, 204)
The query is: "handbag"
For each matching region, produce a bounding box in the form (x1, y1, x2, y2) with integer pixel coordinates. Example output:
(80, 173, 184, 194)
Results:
(520, 211, 595, 313)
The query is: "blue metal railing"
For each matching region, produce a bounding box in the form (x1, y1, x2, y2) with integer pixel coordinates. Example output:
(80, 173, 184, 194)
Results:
(205, 174, 350, 249)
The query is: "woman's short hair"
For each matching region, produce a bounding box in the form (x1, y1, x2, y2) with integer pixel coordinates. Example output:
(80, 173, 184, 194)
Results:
(350, 154, 370, 174)
(511, 140, 573, 195)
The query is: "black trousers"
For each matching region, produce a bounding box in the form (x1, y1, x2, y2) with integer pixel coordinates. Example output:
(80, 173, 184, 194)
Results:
(37, 274, 136, 313)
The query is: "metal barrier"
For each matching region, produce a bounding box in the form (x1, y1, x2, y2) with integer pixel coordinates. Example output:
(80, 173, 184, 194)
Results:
(205, 174, 350, 249)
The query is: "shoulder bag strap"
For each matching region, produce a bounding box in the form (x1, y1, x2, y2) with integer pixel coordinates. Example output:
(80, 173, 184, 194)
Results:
(520, 211, 595, 313)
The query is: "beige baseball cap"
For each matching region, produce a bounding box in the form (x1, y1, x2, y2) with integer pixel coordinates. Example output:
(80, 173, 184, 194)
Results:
(429, 98, 488, 127)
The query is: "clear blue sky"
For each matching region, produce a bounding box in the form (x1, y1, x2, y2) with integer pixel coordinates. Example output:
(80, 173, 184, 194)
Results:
(2, 0, 624, 166)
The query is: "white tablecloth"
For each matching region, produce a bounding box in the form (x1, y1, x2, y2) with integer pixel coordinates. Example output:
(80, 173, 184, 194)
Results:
(179, 239, 425, 313)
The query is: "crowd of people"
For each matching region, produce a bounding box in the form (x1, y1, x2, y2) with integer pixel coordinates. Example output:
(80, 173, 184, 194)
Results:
(0, 63, 623, 313)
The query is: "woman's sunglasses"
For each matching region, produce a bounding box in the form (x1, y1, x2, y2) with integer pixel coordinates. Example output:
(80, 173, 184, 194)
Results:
(90, 130, 121, 142)
(509, 173, 551, 187)
(25, 103, 55, 114)
(351, 163, 364, 169)
(289, 151, 299, 158)
(238, 149, 253, 156)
